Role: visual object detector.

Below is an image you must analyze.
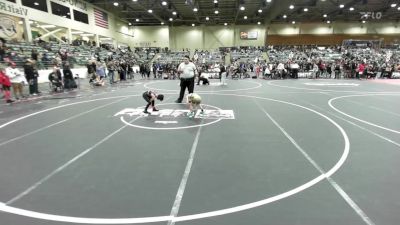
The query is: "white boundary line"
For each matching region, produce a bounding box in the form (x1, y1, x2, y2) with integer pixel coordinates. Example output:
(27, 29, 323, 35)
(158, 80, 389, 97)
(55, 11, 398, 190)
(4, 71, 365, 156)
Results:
(5, 116, 143, 205)
(267, 80, 400, 94)
(327, 94, 400, 119)
(0, 95, 141, 129)
(143, 80, 262, 93)
(167, 125, 203, 225)
(0, 97, 131, 147)
(254, 100, 375, 225)
(328, 94, 400, 134)
(320, 91, 400, 119)
(306, 101, 400, 150)
(0, 93, 350, 224)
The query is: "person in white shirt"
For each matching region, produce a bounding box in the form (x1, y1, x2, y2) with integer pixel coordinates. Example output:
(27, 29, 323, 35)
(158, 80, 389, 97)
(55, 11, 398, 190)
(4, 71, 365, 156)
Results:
(6, 62, 26, 99)
(290, 62, 300, 79)
(175, 56, 197, 103)
(276, 62, 286, 79)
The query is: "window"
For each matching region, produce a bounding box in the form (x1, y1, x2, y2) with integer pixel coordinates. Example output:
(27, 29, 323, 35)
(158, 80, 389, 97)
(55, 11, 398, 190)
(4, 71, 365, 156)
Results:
(51, 2, 71, 19)
(21, 0, 48, 12)
(74, 10, 89, 24)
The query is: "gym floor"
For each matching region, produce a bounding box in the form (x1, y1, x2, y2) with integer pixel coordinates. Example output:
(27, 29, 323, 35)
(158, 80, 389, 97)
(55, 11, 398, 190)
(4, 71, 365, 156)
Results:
(0, 78, 399, 225)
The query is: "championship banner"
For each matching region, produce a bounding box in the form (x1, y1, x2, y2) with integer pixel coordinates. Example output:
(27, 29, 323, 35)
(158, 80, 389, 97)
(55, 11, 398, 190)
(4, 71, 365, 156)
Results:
(0, 13, 23, 40)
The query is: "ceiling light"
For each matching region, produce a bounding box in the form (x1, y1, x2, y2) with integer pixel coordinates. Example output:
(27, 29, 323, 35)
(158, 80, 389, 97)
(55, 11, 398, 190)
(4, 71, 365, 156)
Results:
(215, 10, 219, 14)
(349, 7, 354, 11)
(206, 16, 210, 20)
(339, 4, 344, 8)
(362, 20, 366, 23)
(327, 20, 331, 24)
(258, 9, 262, 13)
(172, 11, 177, 15)
(292, 21, 295, 24)
(257, 21, 261, 25)
(214, 0, 218, 3)
(162, 1, 167, 6)
(289, 5, 294, 9)
(266, 0, 272, 2)
(129, 22, 132, 25)
(391, 3, 397, 7)
(136, 18, 139, 22)
(398, 6, 400, 10)
(323, 14, 327, 17)
(304, 8, 308, 12)
(193, 8, 198, 12)
(161, 22, 164, 25)
(283, 14, 287, 18)
(192, 24, 195, 26)
(224, 23, 228, 26)
(113, 2, 118, 6)
(148, 9, 153, 13)
(132, 0, 137, 2)
(34, 2, 39, 5)
(169, 18, 173, 21)
(244, 16, 247, 19)
(18, 21, 23, 25)
(240, 6, 245, 10)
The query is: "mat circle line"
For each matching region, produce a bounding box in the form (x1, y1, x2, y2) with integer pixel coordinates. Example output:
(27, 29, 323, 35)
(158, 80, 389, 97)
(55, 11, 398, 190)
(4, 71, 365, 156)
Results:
(0, 93, 350, 224)
(143, 80, 262, 93)
(120, 103, 223, 130)
(328, 93, 400, 134)
(267, 80, 400, 94)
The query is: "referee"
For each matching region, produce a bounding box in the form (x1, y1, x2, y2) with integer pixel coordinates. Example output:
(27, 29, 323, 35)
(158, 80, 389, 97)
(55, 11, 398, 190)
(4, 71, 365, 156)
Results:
(175, 56, 197, 103)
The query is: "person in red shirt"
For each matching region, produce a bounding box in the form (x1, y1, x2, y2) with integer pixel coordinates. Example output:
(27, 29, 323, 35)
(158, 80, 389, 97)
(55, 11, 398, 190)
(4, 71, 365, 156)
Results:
(0, 65, 14, 103)
(357, 62, 366, 79)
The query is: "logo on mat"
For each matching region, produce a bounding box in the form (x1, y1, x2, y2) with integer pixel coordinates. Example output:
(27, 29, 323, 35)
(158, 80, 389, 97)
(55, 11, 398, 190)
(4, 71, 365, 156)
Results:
(114, 108, 235, 120)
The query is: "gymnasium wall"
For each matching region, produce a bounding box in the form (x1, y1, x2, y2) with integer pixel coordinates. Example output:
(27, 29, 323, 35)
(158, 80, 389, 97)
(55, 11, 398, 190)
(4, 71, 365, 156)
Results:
(167, 25, 266, 51)
(266, 22, 400, 45)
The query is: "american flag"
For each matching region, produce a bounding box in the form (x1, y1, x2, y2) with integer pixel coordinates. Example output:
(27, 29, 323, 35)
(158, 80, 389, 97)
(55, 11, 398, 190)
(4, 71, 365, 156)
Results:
(94, 8, 108, 29)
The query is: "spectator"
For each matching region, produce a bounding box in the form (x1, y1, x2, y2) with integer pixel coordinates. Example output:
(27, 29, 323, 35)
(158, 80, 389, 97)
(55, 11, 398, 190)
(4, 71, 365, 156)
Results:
(0, 64, 14, 103)
(6, 62, 26, 99)
(24, 59, 40, 95)
(63, 63, 76, 90)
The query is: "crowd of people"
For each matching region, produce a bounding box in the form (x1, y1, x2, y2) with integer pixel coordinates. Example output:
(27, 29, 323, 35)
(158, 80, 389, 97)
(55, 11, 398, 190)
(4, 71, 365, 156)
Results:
(1, 37, 400, 104)
(264, 45, 400, 79)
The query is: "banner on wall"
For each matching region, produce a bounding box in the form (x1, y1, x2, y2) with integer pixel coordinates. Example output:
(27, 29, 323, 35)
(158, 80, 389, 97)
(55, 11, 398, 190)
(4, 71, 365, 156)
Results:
(342, 39, 382, 49)
(240, 31, 258, 40)
(0, 0, 28, 17)
(0, 13, 23, 40)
